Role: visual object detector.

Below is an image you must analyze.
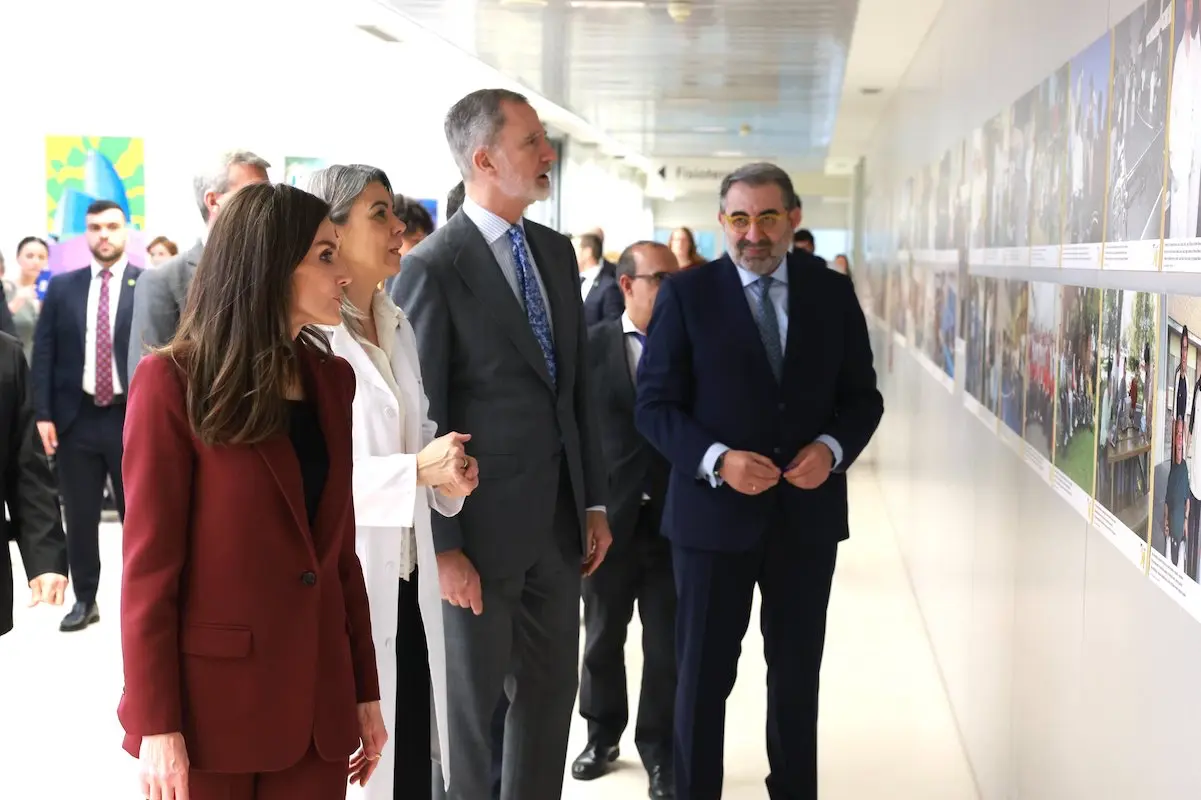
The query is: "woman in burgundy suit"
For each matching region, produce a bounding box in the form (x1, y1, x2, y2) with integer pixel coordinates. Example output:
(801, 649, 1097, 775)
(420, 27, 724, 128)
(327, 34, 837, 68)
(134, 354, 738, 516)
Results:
(118, 182, 388, 800)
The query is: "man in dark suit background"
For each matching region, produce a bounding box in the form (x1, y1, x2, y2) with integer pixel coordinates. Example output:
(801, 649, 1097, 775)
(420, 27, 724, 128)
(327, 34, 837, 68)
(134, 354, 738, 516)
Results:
(572, 240, 678, 798)
(392, 88, 612, 800)
(126, 149, 269, 378)
(792, 225, 827, 267)
(31, 199, 143, 633)
(576, 231, 623, 326)
(0, 330, 67, 637)
(636, 163, 883, 800)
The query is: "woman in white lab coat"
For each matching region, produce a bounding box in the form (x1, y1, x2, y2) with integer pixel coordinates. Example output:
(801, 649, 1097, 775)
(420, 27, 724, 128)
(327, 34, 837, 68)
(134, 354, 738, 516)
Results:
(307, 165, 479, 799)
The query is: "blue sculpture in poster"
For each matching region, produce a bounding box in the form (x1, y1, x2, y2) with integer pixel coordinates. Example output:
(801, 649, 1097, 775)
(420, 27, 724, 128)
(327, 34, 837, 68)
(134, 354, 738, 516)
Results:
(51, 150, 131, 240)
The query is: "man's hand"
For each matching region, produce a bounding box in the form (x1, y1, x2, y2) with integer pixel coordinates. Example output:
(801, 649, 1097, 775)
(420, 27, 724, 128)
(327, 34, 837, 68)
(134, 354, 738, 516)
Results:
(582, 510, 613, 576)
(28, 573, 67, 607)
(784, 442, 835, 490)
(436, 549, 483, 615)
(36, 421, 57, 456)
(720, 450, 782, 496)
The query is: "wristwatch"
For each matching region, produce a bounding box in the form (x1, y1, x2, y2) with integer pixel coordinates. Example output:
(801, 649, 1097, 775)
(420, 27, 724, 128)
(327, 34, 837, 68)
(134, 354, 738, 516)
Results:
(713, 451, 727, 480)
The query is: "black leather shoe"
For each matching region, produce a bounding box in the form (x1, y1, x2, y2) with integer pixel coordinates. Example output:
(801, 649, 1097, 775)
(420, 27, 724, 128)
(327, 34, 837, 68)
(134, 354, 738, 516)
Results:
(571, 743, 620, 781)
(647, 762, 675, 798)
(60, 602, 99, 632)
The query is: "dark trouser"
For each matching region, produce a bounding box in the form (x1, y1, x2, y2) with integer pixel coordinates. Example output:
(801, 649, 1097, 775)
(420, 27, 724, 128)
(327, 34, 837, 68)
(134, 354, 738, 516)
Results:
(579, 502, 676, 768)
(672, 531, 838, 800)
(433, 465, 582, 800)
(396, 567, 432, 800)
(56, 399, 125, 605)
(489, 696, 507, 800)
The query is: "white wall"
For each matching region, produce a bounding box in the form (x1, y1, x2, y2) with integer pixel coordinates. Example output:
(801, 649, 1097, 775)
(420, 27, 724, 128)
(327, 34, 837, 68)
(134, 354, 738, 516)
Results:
(864, 1, 1199, 799)
(558, 143, 654, 256)
(0, 0, 648, 264)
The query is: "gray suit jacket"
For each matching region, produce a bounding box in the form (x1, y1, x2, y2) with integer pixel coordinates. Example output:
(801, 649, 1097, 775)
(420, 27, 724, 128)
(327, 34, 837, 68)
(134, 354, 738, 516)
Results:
(390, 211, 606, 579)
(127, 242, 201, 379)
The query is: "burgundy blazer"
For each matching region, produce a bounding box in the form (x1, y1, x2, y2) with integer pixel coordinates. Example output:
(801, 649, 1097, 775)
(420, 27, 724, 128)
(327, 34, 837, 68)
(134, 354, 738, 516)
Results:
(117, 345, 379, 773)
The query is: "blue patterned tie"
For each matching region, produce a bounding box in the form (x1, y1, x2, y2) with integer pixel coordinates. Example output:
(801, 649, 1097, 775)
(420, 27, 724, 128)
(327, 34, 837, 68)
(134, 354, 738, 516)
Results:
(506, 225, 557, 386)
(752, 276, 784, 382)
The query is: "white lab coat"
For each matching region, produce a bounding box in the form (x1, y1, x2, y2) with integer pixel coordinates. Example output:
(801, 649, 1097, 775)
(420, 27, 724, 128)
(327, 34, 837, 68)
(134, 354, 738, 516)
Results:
(329, 304, 462, 799)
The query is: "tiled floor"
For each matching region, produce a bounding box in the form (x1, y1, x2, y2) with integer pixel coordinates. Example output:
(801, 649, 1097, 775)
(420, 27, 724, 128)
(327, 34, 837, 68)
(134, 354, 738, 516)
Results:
(0, 467, 978, 799)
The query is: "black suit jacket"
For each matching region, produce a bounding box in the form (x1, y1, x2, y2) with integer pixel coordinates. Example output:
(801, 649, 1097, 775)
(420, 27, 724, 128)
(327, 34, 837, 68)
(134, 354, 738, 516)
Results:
(0, 283, 17, 339)
(635, 250, 883, 553)
(0, 331, 66, 636)
(582, 261, 624, 327)
(31, 264, 142, 434)
(587, 319, 670, 545)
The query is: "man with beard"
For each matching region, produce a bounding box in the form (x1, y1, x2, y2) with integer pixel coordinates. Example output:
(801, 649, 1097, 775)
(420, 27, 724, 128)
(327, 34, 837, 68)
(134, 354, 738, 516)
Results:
(636, 163, 882, 800)
(31, 200, 142, 632)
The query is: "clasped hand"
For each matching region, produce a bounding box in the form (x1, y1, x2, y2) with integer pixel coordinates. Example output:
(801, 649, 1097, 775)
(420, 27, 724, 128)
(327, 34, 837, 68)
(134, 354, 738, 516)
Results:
(720, 442, 834, 496)
(417, 431, 479, 497)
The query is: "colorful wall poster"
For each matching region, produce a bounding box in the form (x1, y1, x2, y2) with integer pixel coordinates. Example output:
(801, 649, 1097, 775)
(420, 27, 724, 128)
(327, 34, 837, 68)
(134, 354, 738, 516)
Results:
(1025, 282, 1060, 475)
(1052, 286, 1101, 518)
(984, 109, 1013, 266)
(996, 280, 1029, 446)
(964, 275, 998, 427)
(45, 135, 146, 273)
(1093, 289, 1157, 562)
(283, 156, 326, 188)
(1006, 89, 1037, 267)
(968, 127, 990, 266)
(1030, 64, 1070, 268)
(1162, 0, 1201, 270)
(1101, 0, 1172, 270)
(1150, 294, 1201, 616)
(1063, 31, 1113, 268)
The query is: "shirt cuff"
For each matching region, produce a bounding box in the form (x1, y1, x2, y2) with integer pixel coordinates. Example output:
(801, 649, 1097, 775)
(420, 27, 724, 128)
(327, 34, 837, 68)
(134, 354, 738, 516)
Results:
(698, 443, 730, 488)
(816, 435, 843, 471)
(586, 506, 606, 513)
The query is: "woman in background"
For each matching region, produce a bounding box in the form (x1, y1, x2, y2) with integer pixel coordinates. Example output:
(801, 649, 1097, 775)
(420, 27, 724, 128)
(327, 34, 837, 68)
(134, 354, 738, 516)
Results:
(146, 236, 179, 266)
(119, 182, 386, 800)
(308, 164, 478, 800)
(8, 237, 48, 358)
(668, 226, 707, 268)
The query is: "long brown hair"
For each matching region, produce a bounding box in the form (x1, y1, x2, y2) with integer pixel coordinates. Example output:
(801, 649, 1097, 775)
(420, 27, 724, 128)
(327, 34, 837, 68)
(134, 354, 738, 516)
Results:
(162, 182, 332, 446)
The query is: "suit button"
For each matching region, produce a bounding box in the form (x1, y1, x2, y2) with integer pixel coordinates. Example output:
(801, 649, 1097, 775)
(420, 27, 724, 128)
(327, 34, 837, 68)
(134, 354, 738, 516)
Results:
(385, 407, 396, 418)
(778, 402, 786, 411)
(385, 561, 396, 575)
(773, 446, 781, 454)
(301, 571, 317, 586)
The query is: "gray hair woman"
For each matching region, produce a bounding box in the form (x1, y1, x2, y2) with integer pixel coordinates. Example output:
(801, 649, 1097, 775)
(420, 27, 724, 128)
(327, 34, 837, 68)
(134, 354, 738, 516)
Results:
(305, 164, 478, 798)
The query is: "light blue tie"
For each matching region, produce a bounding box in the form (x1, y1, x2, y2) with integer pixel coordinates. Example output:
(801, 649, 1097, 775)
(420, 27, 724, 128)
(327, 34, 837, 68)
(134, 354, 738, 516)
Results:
(506, 225, 557, 387)
(752, 276, 784, 382)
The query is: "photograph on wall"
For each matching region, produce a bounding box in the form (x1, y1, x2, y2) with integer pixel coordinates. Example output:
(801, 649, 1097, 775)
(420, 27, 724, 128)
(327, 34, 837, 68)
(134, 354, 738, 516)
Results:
(1025, 282, 1060, 475)
(1149, 295, 1201, 617)
(890, 251, 909, 346)
(1006, 89, 1036, 266)
(1093, 289, 1157, 563)
(908, 252, 927, 349)
(45, 135, 146, 273)
(284, 156, 326, 187)
(984, 108, 1013, 265)
(1030, 64, 1070, 268)
(1052, 286, 1101, 518)
(968, 127, 990, 266)
(1102, 0, 1172, 270)
(1064, 31, 1114, 268)
(964, 275, 998, 426)
(996, 280, 1029, 450)
(925, 257, 958, 388)
(1162, 0, 1201, 270)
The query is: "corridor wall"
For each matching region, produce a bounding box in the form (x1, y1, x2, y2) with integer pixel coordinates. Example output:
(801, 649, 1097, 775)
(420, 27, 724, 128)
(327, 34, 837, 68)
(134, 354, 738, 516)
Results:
(863, 0, 1201, 798)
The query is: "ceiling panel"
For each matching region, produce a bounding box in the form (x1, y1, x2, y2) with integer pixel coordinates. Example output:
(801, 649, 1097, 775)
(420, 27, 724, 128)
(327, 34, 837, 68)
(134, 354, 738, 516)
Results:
(380, 0, 860, 167)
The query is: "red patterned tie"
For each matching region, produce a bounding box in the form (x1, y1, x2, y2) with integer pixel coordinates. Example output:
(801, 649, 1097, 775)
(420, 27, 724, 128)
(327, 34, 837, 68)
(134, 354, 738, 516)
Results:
(94, 269, 114, 406)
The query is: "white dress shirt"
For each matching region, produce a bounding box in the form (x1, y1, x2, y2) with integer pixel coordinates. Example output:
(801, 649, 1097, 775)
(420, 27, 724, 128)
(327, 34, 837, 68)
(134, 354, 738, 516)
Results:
(621, 311, 644, 382)
(83, 258, 127, 396)
(580, 263, 603, 302)
(697, 257, 843, 485)
(461, 196, 604, 513)
(461, 196, 554, 334)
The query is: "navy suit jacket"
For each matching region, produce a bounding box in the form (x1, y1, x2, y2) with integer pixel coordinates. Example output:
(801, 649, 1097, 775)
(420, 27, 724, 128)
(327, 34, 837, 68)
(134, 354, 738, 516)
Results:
(634, 251, 882, 553)
(583, 260, 624, 327)
(31, 265, 142, 435)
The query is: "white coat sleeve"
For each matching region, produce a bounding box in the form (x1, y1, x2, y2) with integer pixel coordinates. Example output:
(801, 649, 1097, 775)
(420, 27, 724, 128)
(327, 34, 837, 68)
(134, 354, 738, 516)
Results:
(353, 451, 419, 529)
(419, 372, 465, 520)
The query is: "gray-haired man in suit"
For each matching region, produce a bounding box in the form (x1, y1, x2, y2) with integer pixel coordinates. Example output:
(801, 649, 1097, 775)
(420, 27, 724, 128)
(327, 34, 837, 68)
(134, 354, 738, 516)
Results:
(126, 150, 269, 378)
(391, 88, 612, 800)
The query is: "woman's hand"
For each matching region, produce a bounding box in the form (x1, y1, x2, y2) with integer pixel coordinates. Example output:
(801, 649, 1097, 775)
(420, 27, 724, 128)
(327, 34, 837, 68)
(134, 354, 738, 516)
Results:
(349, 701, 388, 787)
(438, 455, 480, 498)
(139, 732, 190, 800)
(417, 432, 471, 487)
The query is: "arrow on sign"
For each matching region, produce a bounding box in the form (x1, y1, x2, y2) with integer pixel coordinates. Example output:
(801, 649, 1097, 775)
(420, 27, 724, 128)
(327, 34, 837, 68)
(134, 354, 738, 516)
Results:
(658, 166, 667, 180)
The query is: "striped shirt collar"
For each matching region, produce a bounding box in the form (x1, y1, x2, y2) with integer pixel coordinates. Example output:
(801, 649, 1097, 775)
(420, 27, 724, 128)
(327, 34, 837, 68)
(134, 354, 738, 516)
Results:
(462, 195, 527, 245)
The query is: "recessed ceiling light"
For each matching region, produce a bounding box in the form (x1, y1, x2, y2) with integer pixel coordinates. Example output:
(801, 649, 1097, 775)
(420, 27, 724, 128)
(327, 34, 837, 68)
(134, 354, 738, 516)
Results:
(713, 150, 745, 158)
(692, 125, 728, 133)
(355, 24, 401, 43)
(860, 87, 883, 95)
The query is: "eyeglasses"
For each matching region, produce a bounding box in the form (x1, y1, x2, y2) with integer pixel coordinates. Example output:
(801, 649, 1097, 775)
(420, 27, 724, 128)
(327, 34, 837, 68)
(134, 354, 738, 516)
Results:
(722, 212, 784, 232)
(631, 272, 673, 285)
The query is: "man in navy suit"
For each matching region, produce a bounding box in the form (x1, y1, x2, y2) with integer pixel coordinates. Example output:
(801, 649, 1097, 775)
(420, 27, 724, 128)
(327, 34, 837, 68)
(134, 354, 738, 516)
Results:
(576, 231, 624, 326)
(31, 199, 142, 632)
(636, 163, 883, 800)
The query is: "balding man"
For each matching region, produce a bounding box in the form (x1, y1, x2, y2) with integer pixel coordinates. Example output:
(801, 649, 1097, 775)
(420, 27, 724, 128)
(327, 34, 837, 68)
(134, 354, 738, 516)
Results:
(573, 241, 678, 798)
(127, 150, 269, 377)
